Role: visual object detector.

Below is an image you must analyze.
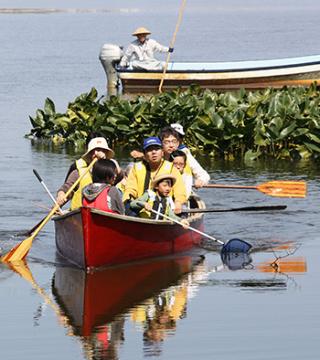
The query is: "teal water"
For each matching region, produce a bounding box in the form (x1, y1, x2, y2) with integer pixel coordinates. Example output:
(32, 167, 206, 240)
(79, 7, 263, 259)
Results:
(0, 1, 319, 359)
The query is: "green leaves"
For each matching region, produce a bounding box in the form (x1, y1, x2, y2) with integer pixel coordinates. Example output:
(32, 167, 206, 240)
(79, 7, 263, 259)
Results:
(26, 83, 320, 160)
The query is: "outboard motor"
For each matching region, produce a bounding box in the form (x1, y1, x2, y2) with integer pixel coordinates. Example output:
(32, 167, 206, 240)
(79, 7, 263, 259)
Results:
(99, 44, 123, 95)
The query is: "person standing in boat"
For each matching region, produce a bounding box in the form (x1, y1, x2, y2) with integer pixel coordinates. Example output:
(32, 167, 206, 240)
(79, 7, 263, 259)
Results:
(119, 27, 173, 71)
(123, 136, 187, 215)
(130, 173, 189, 227)
(82, 159, 125, 215)
(56, 136, 120, 210)
(160, 125, 210, 189)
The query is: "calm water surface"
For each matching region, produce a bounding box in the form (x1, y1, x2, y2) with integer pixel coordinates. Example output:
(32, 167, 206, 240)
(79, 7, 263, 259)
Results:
(0, 1, 319, 359)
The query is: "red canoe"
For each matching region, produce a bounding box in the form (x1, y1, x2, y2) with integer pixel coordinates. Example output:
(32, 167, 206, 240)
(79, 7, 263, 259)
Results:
(53, 196, 205, 270)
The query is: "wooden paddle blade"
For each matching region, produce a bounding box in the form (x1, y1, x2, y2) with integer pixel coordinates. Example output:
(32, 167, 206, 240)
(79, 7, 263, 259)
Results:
(256, 181, 306, 198)
(1, 236, 34, 262)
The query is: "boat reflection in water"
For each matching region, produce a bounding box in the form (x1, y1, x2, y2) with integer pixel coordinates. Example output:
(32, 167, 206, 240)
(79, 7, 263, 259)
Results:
(7, 245, 307, 359)
(52, 254, 206, 359)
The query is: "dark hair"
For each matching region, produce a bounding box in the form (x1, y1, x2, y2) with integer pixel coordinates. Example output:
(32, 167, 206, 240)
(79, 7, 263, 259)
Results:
(159, 126, 182, 142)
(92, 159, 117, 183)
(85, 131, 106, 147)
(169, 150, 187, 162)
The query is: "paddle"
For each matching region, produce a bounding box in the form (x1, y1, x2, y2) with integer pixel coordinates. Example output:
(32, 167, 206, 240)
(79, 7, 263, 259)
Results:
(202, 181, 306, 198)
(158, 0, 186, 93)
(33, 169, 64, 214)
(137, 202, 252, 253)
(182, 205, 287, 213)
(14, 170, 65, 237)
(1, 158, 97, 263)
(15, 216, 48, 237)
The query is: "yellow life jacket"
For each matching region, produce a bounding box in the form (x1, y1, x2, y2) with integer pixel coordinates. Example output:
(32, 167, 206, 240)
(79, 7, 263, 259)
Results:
(182, 160, 193, 198)
(184, 160, 192, 176)
(134, 160, 174, 198)
(70, 158, 93, 210)
(139, 189, 175, 219)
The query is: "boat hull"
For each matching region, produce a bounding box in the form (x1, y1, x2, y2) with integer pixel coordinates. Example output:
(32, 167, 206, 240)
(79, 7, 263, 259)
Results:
(119, 69, 320, 93)
(54, 205, 204, 269)
(117, 56, 320, 93)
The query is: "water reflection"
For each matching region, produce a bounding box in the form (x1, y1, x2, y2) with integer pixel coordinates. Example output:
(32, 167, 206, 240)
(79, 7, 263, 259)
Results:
(52, 255, 205, 359)
(3, 247, 307, 359)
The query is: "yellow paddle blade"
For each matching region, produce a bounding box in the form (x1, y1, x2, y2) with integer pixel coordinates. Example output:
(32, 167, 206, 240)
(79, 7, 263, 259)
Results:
(0, 236, 34, 262)
(257, 181, 307, 198)
(258, 257, 307, 273)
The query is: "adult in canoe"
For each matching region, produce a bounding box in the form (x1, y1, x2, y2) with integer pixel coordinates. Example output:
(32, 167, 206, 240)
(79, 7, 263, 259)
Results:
(160, 125, 210, 188)
(119, 27, 173, 71)
(56, 136, 116, 210)
(123, 136, 187, 215)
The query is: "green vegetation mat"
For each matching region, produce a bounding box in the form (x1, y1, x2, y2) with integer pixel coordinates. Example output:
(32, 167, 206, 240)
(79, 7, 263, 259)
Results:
(27, 84, 320, 160)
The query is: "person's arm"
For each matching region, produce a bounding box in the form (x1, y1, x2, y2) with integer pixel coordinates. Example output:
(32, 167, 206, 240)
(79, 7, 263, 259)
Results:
(150, 39, 169, 53)
(56, 169, 79, 206)
(122, 165, 138, 202)
(185, 151, 210, 187)
(119, 44, 135, 67)
(130, 192, 149, 211)
(108, 187, 125, 215)
(130, 149, 144, 160)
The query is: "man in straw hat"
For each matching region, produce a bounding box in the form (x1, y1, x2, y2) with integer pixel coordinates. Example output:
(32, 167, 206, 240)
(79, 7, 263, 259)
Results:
(56, 136, 118, 210)
(119, 26, 173, 71)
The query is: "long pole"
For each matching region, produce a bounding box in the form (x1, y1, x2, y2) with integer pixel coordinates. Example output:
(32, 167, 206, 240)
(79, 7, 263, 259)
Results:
(158, 0, 187, 93)
(137, 202, 224, 245)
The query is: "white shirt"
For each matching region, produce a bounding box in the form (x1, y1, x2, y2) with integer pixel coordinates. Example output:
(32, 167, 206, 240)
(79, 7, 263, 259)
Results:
(183, 148, 210, 185)
(119, 38, 169, 67)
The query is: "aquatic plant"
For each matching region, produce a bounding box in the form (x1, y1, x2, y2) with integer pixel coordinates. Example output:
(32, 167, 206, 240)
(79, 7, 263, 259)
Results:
(27, 83, 320, 160)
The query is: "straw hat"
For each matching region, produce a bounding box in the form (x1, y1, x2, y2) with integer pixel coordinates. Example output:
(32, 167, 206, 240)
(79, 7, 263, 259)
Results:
(132, 27, 151, 36)
(152, 174, 176, 188)
(82, 137, 114, 160)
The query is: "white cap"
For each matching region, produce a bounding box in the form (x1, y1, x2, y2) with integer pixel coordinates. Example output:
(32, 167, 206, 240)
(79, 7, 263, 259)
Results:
(170, 123, 185, 136)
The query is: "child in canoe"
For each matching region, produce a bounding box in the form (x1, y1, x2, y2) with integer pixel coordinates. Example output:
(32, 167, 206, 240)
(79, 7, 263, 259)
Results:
(169, 150, 193, 199)
(130, 173, 189, 228)
(82, 159, 125, 214)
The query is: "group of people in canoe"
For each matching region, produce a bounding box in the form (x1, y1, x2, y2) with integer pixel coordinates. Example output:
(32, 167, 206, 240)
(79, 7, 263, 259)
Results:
(56, 123, 210, 225)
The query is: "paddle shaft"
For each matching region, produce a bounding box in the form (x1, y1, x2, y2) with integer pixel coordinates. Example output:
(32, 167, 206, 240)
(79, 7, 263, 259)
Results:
(141, 204, 224, 245)
(182, 205, 287, 213)
(1, 158, 97, 262)
(33, 169, 63, 213)
(30, 158, 97, 239)
(204, 184, 262, 190)
(16, 216, 47, 237)
(158, 0, 186, 93)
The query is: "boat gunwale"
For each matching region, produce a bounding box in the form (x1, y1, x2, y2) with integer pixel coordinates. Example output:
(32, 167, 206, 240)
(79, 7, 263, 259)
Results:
(53, 197, 206, 226)
(116, 59, 320, 75)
